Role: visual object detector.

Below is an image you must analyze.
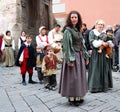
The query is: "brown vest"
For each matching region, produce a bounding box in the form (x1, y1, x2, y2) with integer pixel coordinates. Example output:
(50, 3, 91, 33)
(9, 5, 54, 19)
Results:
(66, 27, 83, 51)
(45, 55, 57, 69)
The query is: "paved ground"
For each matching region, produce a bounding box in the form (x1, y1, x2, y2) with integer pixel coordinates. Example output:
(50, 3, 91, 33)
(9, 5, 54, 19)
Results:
(0, 64, 120, 112)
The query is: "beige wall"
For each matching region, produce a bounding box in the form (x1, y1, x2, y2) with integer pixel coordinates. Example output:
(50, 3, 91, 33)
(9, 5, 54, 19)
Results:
(57, 0, 120, 29)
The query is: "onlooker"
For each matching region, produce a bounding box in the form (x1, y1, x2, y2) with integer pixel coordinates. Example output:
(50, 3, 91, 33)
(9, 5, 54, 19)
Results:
(81, 23, 88, 35)
(48, 24, 63, 48)
(59, 10, 89, 106)
(1, 31, 15, 67)
(42, 46, 62, 91)
(15, 35, 37, 86)
(81, 23, 93, 69)
(35, 45, 45, 84)
(113, 24, 120, 71)
(48, 24, 63, 57)
(88, 20, 113, 93)
(84, 25, 95, 52)
(18, 31, 26, 49)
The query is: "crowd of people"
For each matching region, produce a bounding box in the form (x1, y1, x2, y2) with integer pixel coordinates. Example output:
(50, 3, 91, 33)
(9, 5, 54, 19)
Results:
(0, 10, 120, 106)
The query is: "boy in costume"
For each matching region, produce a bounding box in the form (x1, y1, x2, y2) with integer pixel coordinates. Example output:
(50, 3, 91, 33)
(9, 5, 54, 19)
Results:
(42, 46, 62, 90)
(16, 35, 37, 85)
(35, 45, 45, 84)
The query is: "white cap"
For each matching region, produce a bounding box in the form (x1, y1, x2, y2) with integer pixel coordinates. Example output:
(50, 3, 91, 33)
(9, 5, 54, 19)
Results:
(39, 26, 46, 32)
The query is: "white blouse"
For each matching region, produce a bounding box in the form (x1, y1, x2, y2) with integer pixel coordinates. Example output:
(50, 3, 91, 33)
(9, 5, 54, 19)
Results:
(1, 36, 15, 50)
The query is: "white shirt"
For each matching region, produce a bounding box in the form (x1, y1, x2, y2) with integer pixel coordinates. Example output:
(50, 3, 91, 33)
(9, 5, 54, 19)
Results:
(1, 36, 15, 50)
(19, 42, 31, 62)
(48, 29, 63, 48)
(18, 36, 26, 49)
(36, 34, 50, 49)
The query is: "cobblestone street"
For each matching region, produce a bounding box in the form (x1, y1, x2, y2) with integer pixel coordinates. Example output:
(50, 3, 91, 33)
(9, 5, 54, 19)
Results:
(0, 65, 120, 112)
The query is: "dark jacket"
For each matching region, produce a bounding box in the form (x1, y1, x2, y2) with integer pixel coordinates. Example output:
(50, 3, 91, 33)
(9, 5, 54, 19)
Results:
(114, 28, 120, 46)
(15, 43, 36, 68)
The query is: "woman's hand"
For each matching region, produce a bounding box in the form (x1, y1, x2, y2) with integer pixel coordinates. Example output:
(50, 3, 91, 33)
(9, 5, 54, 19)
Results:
(102, 42, 108, 47)
(68, 62, 74, 67)
(85, 60, 89, 65)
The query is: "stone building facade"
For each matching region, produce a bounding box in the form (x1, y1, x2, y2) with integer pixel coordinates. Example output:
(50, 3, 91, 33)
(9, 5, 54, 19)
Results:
(0, 0, 54, 48)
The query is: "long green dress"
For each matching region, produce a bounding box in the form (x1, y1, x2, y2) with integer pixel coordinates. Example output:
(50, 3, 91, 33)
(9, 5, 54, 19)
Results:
(88, 30, 113, 92)
(59, 27, 89, 98)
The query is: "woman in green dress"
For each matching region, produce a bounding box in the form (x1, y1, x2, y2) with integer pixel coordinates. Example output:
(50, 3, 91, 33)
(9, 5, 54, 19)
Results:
(88, 20, 113, 93)
(59, 11, 89, 106)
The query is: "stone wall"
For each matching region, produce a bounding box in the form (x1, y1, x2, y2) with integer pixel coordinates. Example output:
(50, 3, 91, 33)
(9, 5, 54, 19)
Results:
(0, 0, 54, 49)
(0, 0, 18, 34)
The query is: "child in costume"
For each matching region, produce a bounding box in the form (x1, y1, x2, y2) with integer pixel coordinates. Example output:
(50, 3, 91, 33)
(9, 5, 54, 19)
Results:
(18, 31, 26, 49)
(98, 29, 114, 58)
(42, 46, 62, 90)
(16, 35, 37, 85)
(35, 45, 45, 84)
(1, 31, 15, 67)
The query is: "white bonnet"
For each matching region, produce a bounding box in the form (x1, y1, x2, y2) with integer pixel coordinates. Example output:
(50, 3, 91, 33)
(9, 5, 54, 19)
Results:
(39, 26, 46, 32)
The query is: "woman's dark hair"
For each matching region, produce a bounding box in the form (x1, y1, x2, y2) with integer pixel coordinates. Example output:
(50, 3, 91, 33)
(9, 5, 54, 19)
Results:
(6, 30, 10, 35)
(62, 10, 83, 32)
(21, 31, 26, 35)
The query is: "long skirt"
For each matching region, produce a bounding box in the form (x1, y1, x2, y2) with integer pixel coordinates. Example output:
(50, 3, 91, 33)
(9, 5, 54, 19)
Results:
(5, 47, 14, 66)
(88, 49, 113, 92)
(59, 51, 88, 97)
